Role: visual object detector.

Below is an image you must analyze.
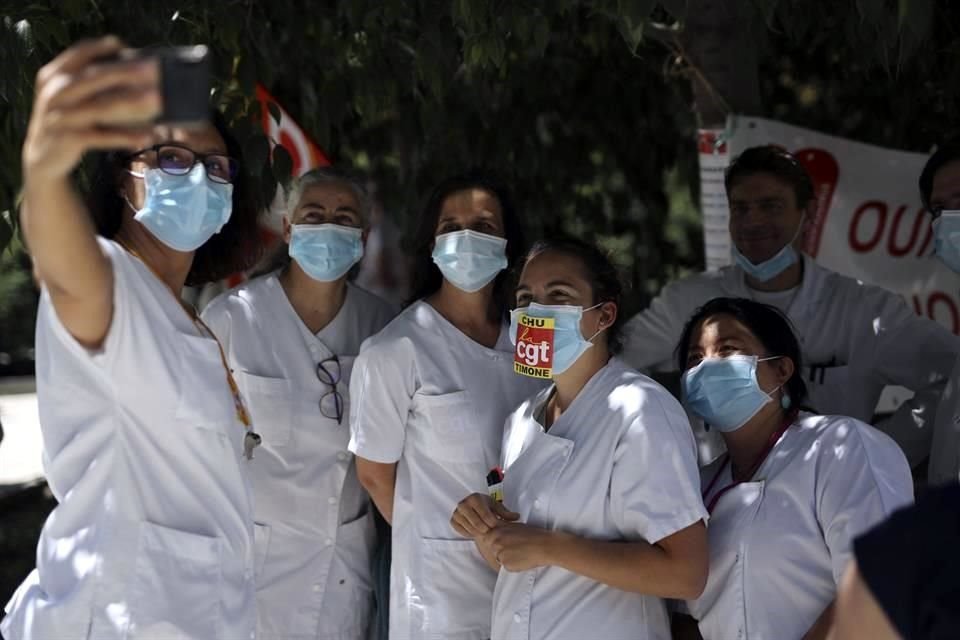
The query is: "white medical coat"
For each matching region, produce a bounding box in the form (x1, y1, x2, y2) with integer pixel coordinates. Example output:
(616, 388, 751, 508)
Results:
(622, 255, 960, 466)
(202, 275, 396, 640)
(348, 301, 545, 640)
(2, 238, 256, 640)
(491, 358, 707, 640)
(686, 413, 914, 640)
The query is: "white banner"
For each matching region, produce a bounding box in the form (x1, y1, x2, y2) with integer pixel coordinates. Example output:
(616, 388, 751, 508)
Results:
(702, 115, 960, 335)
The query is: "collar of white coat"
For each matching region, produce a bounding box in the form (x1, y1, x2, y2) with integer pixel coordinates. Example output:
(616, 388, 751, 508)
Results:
(726, 253, 829, 312)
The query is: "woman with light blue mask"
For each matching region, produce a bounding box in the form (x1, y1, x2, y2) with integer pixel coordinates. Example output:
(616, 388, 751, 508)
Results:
(348, 171, 545, 640)
(200, 167, 396, 640)
(451, 237, 709, 640)
(4, 37, 263, 640)
(672, 297, 913, 640)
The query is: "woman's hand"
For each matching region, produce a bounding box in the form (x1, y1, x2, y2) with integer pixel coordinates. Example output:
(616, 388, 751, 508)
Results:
(23, 36, 160, 184)
(20, 36, 161, 349)
(451, 493, 519, 538)
(480, 522, 557, 572)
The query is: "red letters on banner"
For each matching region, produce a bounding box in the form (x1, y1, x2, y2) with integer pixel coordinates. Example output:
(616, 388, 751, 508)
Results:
(849, 201, 933, 258)
(912, 292, 960, 335)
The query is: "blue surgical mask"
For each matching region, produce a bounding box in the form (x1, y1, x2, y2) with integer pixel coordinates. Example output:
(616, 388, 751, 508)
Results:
(510, 302, 603, 377)
(682, 355, 781, 432)
(129, 165, 233, 252)
(432, 230, 508, 293)
(732, 219, 804, 282)
(289, 223, 364, 282)
(933, 211, 960, 272)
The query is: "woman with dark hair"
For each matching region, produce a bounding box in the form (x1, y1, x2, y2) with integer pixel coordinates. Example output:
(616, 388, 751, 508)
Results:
(674, 297, 914, 640)
(405, 170, 526, 320)
(348, 171, 544, 639)
(3, 38, 262, 640)
(452, 236, 708, 640)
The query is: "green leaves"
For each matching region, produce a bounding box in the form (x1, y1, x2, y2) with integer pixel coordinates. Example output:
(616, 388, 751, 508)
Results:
(0, 210, 12, 257)
(532, 18, 550, 57)
(616, 0, 655, 53)
(0, 0, 957, 278)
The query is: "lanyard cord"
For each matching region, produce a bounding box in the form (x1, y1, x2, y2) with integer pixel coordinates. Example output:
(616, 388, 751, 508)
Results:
(702, 410, 798, 514)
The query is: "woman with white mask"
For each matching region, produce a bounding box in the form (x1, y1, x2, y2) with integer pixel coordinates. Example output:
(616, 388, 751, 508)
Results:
(348, 171, 545, 640)
(673, 297, 914, 640)
(3, 38, 263, 640)
(200, 168, 396, 639)
(452, 237, 709, 640)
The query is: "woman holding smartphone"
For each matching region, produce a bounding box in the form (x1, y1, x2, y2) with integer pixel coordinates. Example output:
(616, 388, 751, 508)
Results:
(3, 38, 263, 640)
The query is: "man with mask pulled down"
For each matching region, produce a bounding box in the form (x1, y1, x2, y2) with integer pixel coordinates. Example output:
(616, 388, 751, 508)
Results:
(622, 145, 960, 468)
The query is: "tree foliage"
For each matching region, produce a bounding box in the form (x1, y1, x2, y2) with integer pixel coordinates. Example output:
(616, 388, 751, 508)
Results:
(0, 0, 954, 323)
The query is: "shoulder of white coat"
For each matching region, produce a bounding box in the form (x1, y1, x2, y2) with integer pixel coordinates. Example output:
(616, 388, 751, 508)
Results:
(605, 358, 689, 428)
(355, 302, 424, 358)
(95, 235, 125, 259)
(93, 237, 163, 311)
(364, 300, 439, 341)
(807, 260, 907, 311)
(95, 236, 139, 278)
(658, 267, 737, 302)
(794, 413, 911, 479)
(201, 273, 273, 322)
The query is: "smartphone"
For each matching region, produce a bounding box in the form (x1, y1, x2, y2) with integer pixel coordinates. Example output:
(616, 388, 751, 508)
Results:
(106, 45, 211, 127)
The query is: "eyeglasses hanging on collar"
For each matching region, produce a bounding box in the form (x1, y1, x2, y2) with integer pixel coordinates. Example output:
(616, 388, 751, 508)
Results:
(316, 355, 344, 425)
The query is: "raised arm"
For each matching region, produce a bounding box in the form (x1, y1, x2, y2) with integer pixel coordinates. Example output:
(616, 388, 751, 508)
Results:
(21, 37, 159, 349)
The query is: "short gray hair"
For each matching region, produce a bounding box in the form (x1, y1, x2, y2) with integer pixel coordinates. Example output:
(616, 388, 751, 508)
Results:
(284, 167, 372, 225)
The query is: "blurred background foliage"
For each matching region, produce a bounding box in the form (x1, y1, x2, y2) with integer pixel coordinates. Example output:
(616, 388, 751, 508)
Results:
(0, 0, 957, 372)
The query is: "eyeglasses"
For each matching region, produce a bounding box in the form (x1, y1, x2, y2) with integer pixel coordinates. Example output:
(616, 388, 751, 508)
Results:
(317, 355, 344, 425)
(128, 143, 239, 184)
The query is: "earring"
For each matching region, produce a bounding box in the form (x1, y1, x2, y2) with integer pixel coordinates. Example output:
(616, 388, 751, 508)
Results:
(781, 392, 792, 409)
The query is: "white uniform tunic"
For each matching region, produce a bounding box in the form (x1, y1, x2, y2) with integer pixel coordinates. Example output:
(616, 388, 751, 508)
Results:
(2, 238, 256, 640)
(201, 274, 396, 640)
(492, 358, 708, 640)
(687, 413, 914, 640)
(621, 255, 960, 467)
(348, 301, 545, 640)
